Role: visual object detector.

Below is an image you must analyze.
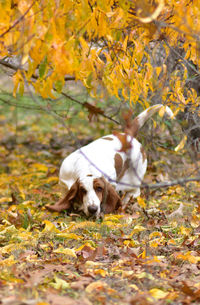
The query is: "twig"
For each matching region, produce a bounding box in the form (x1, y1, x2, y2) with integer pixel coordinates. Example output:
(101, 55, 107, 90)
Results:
(0, 58, 75, 81)
(164, 40, 200, 77)
(0, 95, 66, 112)
(61, 92, 120, 125)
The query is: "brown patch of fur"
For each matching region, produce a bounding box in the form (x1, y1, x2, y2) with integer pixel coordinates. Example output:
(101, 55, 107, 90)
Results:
(102, 179, 122, 213)
(140, 146, 147, 163)
(123, 111, 139, 138)
(93, 178, 105, 202)
(46, 180, 80, 212)
(129, 117, 139, 138)
(102, 137, 114, 141)
(114, 153, 123, 178)
(117, 159, 130, 180)
(93, 177, 121, 214)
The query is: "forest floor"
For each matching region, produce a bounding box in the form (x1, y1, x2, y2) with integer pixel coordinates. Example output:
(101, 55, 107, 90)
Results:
(0, 97, 200, 305)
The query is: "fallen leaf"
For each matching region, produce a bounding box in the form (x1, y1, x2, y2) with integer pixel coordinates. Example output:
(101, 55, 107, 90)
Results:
(149, 288, 168, 299)
(53, 247, 77, 258)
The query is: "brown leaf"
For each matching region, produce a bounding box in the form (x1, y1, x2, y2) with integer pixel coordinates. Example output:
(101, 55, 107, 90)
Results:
(71, 276, 93, 290)
(77, 245, 96, 261)
(181, 281, 195, 297)
(83, 102, 104, 121)
(24, 264, 73, 288)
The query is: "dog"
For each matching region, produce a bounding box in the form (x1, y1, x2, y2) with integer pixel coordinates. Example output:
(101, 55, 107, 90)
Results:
(46, 104, 173, 217)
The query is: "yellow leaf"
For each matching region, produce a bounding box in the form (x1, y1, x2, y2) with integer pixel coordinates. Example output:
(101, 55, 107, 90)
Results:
(149, 231, 162, 239)
(129, 284, 139, 291)
(21, 200, 35, 206)
(50, 276, 70, 290)
(156, 66, 162, 77)
(94, 269, 107, 277)
(168, 239, 176, 245)
(103, 215, 124, 222)
(129, 225, 146, 237)
(122, 35, 128, 51)
(123, 239, 139, 247)
(13, 70, 23, 97)
(175, 135, 187, 152)
(57, 233, 82, 240)
(0, 197, 12, 203)
(53, 247, 77, 258)
(75, 242, 95, 252)
(46, 177, 59, 184)
(176, 252, 200, 264)
(149, 238, 161, 248)
(42, 220, 60, 233)
(135, 272, 155, 280)
(31, 163, 49, 172)
(21, 54, 29, 65)
(158, 106, 167, 118)
(149, 288, 168, 299)
(179, 226, 191, 236)
(85, 261, 104, 267)
(79, 36, 89, 54)
(101, 221, 122, 228)
(137, 196, 146, 208)
(140, 250, 146, 259)
(0, 255, 16, 266)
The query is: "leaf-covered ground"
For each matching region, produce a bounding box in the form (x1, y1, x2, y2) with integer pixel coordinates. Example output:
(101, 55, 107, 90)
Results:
(0, 103, 200, 305)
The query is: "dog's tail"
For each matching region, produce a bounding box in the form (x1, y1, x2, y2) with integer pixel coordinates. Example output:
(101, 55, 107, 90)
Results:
(131, 104, 174, 137)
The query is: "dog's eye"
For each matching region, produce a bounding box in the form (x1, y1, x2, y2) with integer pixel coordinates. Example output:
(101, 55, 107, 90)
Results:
(95, 186, 103, 192)
(80, 187, 87, 194)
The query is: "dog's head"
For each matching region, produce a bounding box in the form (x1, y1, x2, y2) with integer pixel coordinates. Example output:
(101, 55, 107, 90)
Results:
(46, 176, 121, 217)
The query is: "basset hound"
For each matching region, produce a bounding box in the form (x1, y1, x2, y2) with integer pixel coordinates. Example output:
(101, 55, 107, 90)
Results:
(46, 104, 174, 217)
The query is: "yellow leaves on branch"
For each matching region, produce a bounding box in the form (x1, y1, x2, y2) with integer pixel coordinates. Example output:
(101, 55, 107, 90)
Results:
(13, 70, 24, 97)
(1, 0, 200, 105)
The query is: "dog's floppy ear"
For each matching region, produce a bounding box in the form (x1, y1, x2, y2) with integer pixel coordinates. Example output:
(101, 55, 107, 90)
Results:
(102, 181, 122, 214)
(46, 180, 79, 212)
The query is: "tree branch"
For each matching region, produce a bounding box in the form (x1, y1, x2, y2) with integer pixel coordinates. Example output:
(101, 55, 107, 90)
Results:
(0, 59, 119, 125)
(61, 92, 120, 125)
(142, 176, 200, 190)
(0, 1, 36, 38)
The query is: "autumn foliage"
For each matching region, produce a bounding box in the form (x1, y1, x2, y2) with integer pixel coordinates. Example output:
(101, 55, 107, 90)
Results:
(0, 0, 199, 111)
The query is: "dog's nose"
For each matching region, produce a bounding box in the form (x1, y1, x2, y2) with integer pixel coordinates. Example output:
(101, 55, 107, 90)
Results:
(88, 205, 98, 215)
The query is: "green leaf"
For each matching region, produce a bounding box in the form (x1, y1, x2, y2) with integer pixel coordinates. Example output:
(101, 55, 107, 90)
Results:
(39, 56, 47, 79)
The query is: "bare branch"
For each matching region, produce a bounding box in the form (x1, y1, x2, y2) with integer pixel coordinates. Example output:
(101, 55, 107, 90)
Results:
(142, 176, 200, 190)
